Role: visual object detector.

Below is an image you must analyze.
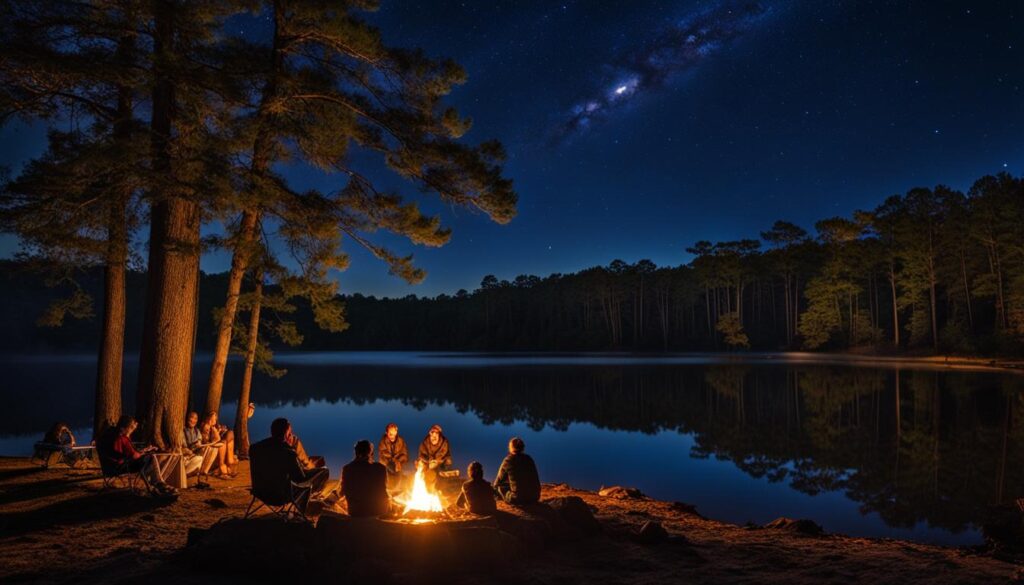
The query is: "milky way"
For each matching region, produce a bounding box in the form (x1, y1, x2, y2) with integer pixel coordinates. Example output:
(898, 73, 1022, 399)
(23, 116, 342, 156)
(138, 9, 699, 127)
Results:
(554, 1, 771, 141)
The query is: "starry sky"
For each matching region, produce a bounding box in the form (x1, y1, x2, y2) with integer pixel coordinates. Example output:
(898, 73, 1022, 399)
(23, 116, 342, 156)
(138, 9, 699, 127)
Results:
(1, 0, 1022, 297)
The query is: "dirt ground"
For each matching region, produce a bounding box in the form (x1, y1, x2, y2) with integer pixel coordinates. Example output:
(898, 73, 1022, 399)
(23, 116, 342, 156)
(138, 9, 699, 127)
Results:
(0, 456, 1019, 584)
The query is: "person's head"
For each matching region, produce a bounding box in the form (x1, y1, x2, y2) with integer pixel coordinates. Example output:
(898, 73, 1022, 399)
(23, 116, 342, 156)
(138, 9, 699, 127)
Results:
(246, 403, 255, 419)
(354, 439, 373, 460)
(428, 424, 442, 444)
(386, 423, 398, 441)
(203, 411, 218, 427)
(186, 412, 199, 428)
(270, 417, 292, 442)
(117, 415, 137, 436)
(468, 461, 483, 480)
(508, 436, 525, 455)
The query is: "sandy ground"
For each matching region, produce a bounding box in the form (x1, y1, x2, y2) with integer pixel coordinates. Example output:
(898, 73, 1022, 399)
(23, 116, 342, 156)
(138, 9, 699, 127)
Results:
(0, 456, 1019, 584)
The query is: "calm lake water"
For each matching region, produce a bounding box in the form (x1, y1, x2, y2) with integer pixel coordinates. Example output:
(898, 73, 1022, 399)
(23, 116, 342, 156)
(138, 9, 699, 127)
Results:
(2, 351, 1022, 546)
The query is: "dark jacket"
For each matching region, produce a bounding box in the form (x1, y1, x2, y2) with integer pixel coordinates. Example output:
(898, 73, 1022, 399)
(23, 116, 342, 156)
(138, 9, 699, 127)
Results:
(341, 458, 389, 517)
(493, 452, 540, 504)
(418, 436, 452, 469)
(457, 478, 497, 514)
(249, 437, 309, 505)
(378, 435, 409, 472)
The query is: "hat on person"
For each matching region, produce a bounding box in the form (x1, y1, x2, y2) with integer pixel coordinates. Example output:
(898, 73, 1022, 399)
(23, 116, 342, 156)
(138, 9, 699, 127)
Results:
(429, 424, 443, 434)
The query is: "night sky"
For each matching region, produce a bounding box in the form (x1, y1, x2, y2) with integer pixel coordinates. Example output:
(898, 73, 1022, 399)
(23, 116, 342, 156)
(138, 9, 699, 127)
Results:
(1, 0, 1022, 297)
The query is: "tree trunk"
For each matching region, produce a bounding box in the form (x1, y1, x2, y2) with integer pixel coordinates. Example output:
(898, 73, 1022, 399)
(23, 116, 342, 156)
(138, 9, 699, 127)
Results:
(889, 261, 900, 347)
(204, 209, 259, 414)
(136, 1, 198, 450)
(93, 31, 134, 440)
(234, 273, 263, 458)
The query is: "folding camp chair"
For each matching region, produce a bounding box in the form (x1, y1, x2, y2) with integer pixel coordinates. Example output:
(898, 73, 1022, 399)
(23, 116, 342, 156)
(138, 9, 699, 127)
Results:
(97, 448, 153, 495)
(243, 481, 313, 522)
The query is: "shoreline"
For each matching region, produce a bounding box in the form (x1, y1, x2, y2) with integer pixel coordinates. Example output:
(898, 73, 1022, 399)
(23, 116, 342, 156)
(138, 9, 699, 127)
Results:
(0, 456, 1017, 584)
(1, 349, 1022, 374)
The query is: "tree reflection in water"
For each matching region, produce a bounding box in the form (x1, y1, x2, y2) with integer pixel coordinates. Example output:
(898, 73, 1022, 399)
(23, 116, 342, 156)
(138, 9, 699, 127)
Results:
(1, 355, 1021, 536)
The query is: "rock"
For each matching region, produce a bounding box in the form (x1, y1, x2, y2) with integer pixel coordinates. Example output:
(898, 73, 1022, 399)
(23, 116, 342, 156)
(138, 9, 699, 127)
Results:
(763, 517, 824, 536)
(983, 504, 1024, 555)
(670, 501, 703, 518)
(544, 496, 601, 534)
(635, 520, 669, 545)
(598, 486, 645, 499)
(140, 513, 156, 522)
(203, 498, 228, 509)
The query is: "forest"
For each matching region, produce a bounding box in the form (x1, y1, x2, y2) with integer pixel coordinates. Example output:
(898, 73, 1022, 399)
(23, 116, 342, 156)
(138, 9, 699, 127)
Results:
(2, 170, 1024, 360)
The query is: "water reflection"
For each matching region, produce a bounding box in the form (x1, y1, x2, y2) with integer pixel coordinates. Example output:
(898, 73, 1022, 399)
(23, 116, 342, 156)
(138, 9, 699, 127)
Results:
(1, 352, 1021, 544)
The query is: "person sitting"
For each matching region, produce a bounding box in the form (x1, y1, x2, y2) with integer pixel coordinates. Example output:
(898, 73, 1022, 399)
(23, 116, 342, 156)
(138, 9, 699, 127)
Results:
(456, 461, 497, 515)
(97, 415, 174, 495)
(249, 418, 330, 515)
(200, 411, 235, 478)
(378, 423, 408, 490)
(180, 411, 216, 477)
(492, 437, 540, 505)
(418, 424, 452, 489)
(340, 440, 390, 518)
(43, 422, 76, 447)
(288, 433, 324, 470)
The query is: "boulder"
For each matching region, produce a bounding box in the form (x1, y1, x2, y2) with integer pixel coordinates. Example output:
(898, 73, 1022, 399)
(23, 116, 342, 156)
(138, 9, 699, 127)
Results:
(763, 517, 824, 536)
(670, 501, 703, 518)
(635, 520, 669, 545)
(598, 486, 645, 499)
(544, 496, 601, 534)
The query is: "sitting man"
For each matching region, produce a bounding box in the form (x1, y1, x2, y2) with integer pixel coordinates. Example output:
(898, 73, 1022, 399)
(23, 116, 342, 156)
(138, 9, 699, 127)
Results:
(97, 415, 175, 495)
(492, 437, 540, 505)
(456, 461, 497, 515)
(378, 423, 408, 491)
(418, 424, 453, 490)
(249, 418, 330, 515)
(340, 440, 390, 518)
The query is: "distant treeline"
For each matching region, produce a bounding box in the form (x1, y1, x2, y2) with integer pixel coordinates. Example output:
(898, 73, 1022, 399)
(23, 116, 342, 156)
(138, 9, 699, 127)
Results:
(2, 172, 1023, 355)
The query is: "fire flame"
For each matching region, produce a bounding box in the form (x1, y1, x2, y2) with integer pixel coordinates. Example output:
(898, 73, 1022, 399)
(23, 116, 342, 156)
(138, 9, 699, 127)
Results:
(401, 466, 444, 514)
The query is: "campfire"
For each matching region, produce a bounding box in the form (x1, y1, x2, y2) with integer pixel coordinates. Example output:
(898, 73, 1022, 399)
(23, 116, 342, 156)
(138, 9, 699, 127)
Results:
(394, 463, 448, 521)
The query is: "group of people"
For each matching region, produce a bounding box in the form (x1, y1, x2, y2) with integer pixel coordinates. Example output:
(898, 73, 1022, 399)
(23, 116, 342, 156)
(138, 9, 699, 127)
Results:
(250, 419, 542, 518)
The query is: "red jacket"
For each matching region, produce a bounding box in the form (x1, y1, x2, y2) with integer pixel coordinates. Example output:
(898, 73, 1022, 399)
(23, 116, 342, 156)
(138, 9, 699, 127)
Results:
(111, 433, 141, 465)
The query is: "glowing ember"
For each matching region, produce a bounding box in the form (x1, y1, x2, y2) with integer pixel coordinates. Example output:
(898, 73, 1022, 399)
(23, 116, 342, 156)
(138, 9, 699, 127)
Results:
(401, 465, 444, 514)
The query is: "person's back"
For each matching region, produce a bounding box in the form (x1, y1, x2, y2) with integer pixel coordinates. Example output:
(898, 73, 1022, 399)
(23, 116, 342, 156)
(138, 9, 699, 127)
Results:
(341, 457, 389, 517)
(493, 438, 541, 505)
(460, 477, 497, 514)
(249, 436, 304, 504)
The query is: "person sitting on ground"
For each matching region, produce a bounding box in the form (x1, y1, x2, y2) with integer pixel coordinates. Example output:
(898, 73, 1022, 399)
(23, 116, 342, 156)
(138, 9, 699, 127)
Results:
(456, 461, 497, 515)
(378, 423, 408, 489)
(418, 424, 453, 489)
(43, 422, 75, 447)
(200, 411, 236, 477)
(493, 436, 541, 505)
(249, 418, 330, 514)
(340, 440, 390, 518)
(98, 415, 175, 495)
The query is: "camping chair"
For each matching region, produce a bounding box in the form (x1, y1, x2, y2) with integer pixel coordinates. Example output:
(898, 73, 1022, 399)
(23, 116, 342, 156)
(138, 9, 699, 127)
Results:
(96, 446, 153, 495)
(243, 451, 313, 522)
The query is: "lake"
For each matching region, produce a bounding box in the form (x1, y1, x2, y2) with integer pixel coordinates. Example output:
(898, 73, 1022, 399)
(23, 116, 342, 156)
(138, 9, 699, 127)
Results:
(2, 351, 1021, 545)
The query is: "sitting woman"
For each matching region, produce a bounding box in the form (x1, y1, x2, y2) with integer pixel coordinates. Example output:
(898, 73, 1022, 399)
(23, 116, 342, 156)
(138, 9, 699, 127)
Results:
(456, 461, 497, 515)
(43, 422, 76, 447)
(200, 411, 236, 478)
(99, 415, 175, 495)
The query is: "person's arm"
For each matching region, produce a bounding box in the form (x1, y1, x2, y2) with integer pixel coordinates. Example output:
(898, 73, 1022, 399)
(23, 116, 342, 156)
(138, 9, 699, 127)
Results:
(66, 429, 76, 447)
(418, 441, 429, 463)
(397, 439, 409, 465)
(492, 458, 509, 489)
(456, 487, 467, 509)
(440, 441, 452, 468)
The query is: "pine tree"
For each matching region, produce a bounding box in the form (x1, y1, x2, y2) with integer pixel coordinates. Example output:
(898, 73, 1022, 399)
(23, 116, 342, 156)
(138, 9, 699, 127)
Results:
(0, 0, 145, 439)
(203, 0, 518, 415)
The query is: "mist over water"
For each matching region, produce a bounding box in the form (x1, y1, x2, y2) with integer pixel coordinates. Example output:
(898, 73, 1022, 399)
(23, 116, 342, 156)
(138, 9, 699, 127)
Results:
(2, 351, 1021, 545)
